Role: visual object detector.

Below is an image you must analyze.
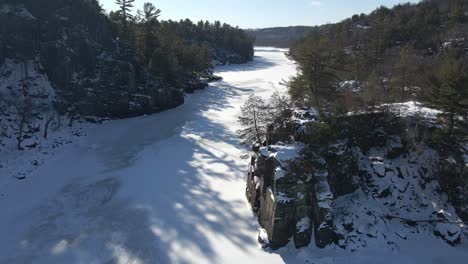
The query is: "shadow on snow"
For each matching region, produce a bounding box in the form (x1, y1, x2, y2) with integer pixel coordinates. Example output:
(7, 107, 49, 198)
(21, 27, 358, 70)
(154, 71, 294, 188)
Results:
(2, 67, 263, 263)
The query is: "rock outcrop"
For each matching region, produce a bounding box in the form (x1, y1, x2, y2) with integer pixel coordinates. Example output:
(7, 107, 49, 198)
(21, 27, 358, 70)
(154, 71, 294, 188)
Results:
(247, 143, 313, 249)
(247, 103, 468, 250)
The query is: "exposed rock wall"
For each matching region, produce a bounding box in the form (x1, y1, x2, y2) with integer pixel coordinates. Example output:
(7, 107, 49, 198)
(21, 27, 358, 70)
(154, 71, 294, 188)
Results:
(247, 109, 468, 250)
(247, 144, 333, 249)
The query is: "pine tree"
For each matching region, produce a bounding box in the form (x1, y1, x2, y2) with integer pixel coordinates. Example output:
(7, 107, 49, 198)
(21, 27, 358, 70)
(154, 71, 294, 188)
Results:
(269, 91, 292, 126)
(138, 2, 161, 23)
(296, 38, 338, 107)
(429, 52, 468, 137)
(393, 45, 417, 102)
(115, 0, 135, 26)
(136, 2, 161, 65)
(237, 95, 269, 145)
(363, 71, 382, 108)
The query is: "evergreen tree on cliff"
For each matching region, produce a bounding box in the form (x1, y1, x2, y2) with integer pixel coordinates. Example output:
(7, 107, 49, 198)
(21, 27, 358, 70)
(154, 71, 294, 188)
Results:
(290, 37, 338, 108)
(429, 51, 468, 138)
(115, 0, 135, 27)
(136, 2, 161, 65)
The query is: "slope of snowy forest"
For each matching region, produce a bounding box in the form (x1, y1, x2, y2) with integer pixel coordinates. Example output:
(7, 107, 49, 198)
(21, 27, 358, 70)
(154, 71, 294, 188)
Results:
(1, 47, 467, 264)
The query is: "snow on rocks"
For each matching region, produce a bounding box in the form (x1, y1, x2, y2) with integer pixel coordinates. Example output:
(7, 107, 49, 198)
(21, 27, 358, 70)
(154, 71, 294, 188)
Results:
(347, 101, 443, 126)
(276, 192, 294, 204)
(259, 146, 273, 158)
(259, 143, 304, 166)
(293, 108, 319, 122)
(334, 145, 466, 251)
(297, 217, 312, 233)
(0, 58, 94, 184)
(274, 166, 285, 180)
(258, 228, 270, 248)
(337, 80, 361, 93)
(434, 223, 463, 246)
(387, 101, 442, 120)
(293, 108, 319, 135)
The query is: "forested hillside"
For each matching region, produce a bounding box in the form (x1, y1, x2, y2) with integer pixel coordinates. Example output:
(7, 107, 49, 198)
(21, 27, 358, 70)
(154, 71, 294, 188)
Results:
(247, 26, 313, 47)
(0, 0, 254, 152)
(288, 0, 468, 120)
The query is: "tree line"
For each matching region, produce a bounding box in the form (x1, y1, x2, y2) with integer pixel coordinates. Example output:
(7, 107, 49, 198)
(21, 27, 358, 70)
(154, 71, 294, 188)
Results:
(287, 0, 468, 139)
(110, 0, 254, 88)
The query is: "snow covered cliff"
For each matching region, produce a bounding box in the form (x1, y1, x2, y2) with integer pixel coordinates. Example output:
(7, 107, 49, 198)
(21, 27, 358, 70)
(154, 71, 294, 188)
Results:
(247, 103, 468, 251)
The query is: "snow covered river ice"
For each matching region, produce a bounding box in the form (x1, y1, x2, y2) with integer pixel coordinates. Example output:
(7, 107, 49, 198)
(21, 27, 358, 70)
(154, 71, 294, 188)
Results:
(1, 47, 467, 264)
(0, 47, 296, 263)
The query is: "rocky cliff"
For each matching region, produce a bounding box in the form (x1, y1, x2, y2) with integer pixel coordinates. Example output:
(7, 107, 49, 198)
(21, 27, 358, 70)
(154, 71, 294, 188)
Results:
(247, 102, 468, 250)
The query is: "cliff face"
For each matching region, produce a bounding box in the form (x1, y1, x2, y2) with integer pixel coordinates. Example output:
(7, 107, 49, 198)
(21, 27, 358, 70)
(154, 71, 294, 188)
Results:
(247, 103, 468, 250)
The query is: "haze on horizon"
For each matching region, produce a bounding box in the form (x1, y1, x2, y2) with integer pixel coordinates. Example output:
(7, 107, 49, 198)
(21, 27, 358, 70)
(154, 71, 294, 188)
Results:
(100, 0, 421, 29)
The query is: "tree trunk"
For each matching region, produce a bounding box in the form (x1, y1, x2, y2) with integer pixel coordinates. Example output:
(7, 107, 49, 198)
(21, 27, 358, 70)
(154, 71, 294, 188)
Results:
(253, 108, 261, 144)
(43, 110, 55, 139)
(17, 120, 24, 150)
(448, 110, 455, 138)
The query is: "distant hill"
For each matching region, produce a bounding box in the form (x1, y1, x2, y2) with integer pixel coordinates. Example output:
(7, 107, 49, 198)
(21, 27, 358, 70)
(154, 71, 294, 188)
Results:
(247, 26, 314, 48)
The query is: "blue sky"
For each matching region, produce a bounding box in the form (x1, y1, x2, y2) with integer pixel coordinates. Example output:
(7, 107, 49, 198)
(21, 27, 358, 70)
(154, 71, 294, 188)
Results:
(100, 0, 420, 28)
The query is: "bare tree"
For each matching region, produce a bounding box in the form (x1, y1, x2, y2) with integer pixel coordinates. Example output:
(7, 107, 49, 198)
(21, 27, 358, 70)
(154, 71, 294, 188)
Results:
(237, 94, 269, 145)
(43, 105, 56, 139)
(15, 98, 33, 150)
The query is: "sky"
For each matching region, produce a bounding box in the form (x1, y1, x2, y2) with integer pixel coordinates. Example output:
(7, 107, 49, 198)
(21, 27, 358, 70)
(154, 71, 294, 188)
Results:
(100, 0, 421, 29)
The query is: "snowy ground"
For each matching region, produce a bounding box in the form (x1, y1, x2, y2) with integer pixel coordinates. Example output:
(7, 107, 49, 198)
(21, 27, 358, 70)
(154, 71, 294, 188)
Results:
(1, 47, 467, 264)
